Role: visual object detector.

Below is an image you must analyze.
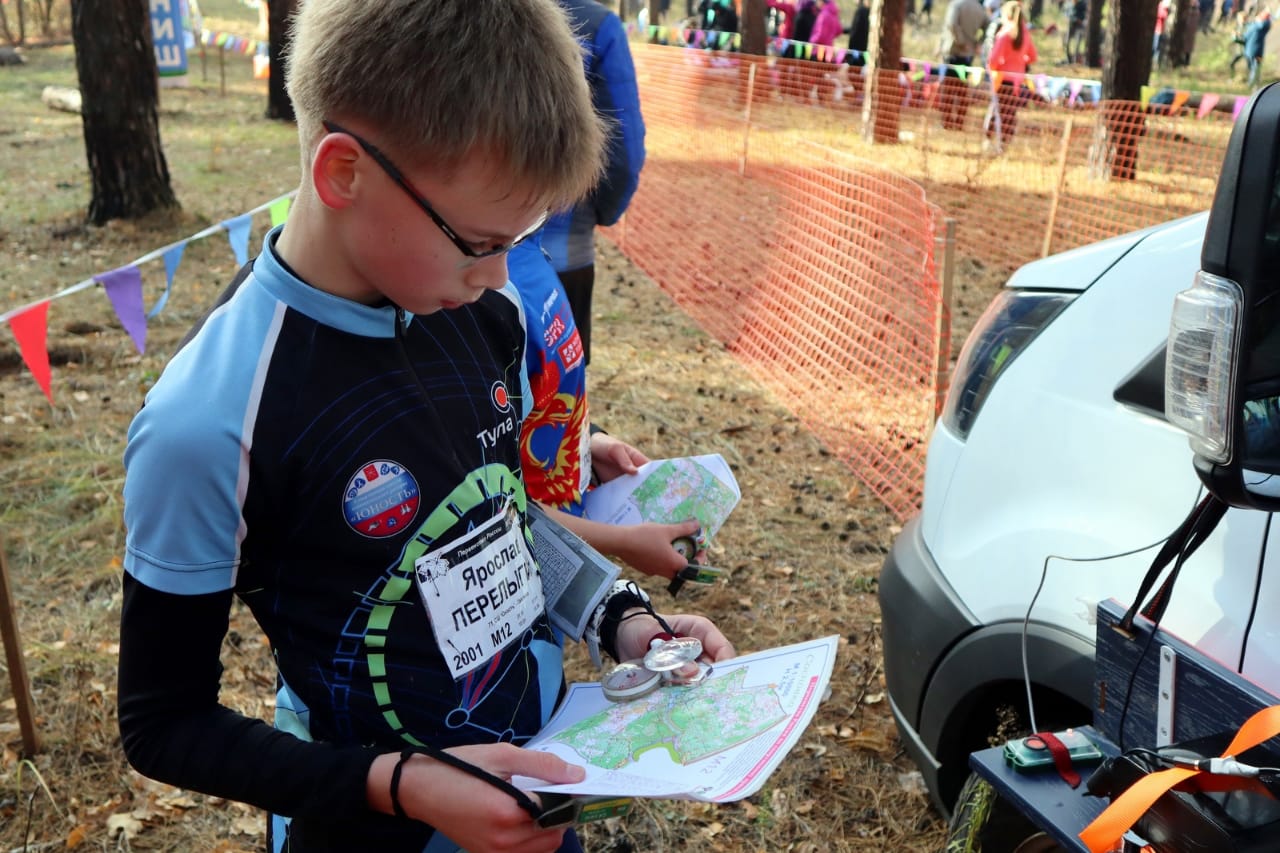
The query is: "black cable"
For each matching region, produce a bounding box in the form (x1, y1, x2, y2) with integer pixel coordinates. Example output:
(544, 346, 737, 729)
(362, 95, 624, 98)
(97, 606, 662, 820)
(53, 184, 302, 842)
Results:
(1020, 487, 1203, 736)
(1238, 512, 1272, 673)
(1114, 511, 1206, 751)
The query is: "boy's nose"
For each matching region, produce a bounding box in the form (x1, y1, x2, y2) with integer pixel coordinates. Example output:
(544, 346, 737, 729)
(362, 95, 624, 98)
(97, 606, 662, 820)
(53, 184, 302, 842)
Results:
(466, 253, 510, 293)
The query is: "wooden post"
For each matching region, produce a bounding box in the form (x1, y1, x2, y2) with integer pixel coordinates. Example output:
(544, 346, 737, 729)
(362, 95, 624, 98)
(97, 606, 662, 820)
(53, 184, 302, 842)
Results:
(739, 60, 757, 177)
(219, 47, 226, 97)
(933, 218, 957, 423)
(1043, 116, 1074, 258)
(0, 532, 41, 755)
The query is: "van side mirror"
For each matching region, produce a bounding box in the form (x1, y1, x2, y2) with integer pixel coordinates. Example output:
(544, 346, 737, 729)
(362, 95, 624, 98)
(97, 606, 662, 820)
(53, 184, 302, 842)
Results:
(1166, 82, 1280, 509)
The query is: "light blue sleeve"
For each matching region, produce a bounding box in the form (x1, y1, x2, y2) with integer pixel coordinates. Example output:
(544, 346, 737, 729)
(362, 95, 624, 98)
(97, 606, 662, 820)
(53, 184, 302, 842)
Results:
(123, 287, 285, 595)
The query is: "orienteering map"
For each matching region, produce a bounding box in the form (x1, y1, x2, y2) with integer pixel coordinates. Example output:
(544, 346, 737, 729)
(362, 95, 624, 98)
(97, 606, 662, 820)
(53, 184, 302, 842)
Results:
(520, 636, 839, 802)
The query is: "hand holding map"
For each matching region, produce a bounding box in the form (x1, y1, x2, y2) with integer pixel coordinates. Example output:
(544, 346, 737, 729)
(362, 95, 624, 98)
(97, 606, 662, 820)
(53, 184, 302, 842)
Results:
(516, 636, 839, 802)
(582, 454, 741, 548)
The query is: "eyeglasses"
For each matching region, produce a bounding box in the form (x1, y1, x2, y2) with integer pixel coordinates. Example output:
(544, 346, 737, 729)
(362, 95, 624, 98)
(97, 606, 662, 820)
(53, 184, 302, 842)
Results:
(323, 120, 547, 259)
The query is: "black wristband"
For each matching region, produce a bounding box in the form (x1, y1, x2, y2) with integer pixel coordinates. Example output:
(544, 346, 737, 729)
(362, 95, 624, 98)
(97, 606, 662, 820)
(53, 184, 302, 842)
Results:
(390, 748, 416, 819)
(386, 744, 543, 823)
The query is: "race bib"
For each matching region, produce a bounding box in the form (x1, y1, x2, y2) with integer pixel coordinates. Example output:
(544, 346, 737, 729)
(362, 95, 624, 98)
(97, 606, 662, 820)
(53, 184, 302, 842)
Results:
(413, 504, 545, 678)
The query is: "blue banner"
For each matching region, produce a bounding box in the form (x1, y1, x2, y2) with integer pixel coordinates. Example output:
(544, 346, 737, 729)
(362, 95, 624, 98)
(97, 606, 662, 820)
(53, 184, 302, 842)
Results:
(150, 0, 188, 78)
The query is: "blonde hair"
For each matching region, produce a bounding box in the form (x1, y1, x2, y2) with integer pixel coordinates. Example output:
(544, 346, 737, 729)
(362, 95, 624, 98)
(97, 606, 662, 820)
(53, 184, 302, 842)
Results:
(1001, 1, 1024, 48)
(286, 0, 607, 210)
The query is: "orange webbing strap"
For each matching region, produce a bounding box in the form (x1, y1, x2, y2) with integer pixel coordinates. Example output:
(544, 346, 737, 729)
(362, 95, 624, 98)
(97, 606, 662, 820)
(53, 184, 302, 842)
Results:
(1079, 705, 1280, 853)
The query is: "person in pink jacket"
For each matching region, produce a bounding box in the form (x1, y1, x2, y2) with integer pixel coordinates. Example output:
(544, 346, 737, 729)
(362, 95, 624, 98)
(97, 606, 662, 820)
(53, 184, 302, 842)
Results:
(810, 0, 844, 46)
(986, 0, 1037, 147)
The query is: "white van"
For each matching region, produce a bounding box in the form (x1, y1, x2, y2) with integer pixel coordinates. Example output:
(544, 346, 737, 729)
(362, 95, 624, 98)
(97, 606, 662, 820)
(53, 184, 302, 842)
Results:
(879, 208, 1280, 826)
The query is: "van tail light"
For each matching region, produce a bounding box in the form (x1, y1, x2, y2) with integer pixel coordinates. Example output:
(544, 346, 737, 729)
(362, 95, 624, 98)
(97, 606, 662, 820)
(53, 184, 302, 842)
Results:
(941, 290, 1076, 439)
(1165, 271, 1244, 464)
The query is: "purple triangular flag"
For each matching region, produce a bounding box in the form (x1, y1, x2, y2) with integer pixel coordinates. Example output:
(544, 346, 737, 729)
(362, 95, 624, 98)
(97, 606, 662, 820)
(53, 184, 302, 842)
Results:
(221, 213, 253, 266)
(150, 241, 187, 318)
(95, 265, 147, 354)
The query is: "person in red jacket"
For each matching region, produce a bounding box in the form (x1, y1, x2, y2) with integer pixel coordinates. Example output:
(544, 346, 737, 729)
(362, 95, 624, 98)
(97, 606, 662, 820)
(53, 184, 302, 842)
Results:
(986, 0, 1037, 148)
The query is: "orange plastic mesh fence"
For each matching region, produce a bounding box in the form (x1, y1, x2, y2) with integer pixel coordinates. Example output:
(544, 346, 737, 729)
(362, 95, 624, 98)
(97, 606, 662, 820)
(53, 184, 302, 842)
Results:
(602, 47, 948, 519)
(699, 48, 1229, 289)
(607, 42, 1233, 518)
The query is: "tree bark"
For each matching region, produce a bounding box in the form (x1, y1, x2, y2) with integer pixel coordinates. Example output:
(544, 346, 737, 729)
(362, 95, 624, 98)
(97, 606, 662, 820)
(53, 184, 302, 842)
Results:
(1085, 0, 1104, 67)
(1103, 0, 1158, 100)
(71, 0, 178, 225)
(737, 0, 767, 107)
(863, 0, 905, 144)
(1163, 0, 1191, 67)
(1096, 0, 1159, 181)
(266, 0, 296, 122)
(740, 0, 767, 55)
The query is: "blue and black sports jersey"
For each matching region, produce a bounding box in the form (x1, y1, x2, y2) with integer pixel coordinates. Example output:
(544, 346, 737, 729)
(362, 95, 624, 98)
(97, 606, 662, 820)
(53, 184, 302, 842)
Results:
(121, 229, 566, 850)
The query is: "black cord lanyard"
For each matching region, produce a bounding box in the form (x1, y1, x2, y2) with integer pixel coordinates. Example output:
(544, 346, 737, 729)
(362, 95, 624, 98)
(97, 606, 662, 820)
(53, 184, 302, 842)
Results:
(390, 743, 543, 821)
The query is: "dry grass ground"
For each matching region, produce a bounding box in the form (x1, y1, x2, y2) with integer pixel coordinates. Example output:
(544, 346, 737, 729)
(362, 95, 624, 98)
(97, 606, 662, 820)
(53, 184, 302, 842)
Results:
(0, 39, 946, 853)
(1, 6, 1250, 849)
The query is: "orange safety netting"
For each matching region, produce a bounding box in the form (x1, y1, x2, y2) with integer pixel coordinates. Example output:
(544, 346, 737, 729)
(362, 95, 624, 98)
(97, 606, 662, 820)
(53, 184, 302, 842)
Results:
(603, 46, 948, 520)
(607, 43, 1231, 520)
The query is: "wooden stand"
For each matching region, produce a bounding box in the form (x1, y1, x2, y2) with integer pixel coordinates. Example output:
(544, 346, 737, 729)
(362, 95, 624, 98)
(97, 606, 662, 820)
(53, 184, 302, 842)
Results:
(0, 533, 41, 755)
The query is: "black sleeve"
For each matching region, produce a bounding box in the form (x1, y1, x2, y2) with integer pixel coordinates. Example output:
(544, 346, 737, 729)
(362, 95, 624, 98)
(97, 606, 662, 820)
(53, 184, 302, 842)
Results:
(117, 573, 379, 818)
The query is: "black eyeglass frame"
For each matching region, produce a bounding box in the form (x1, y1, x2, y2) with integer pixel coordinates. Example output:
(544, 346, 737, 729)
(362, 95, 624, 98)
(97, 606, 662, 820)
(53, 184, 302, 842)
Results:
(322, 120, 547, 259)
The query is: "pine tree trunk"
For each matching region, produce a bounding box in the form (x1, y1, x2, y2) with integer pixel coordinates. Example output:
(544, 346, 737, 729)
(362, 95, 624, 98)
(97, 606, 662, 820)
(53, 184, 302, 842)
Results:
(1092, 0, 1158, 180)
(266, 0, 296, 121)
(1165, 0, 1192, 67)
(1103, 0, 1158, 99)
(738, 0, 767, 107)
(741, 0, 767, 54)
(863, 0, 905, 144)
(1085, 0, 1104, 67)
(71, 0, 178, 225)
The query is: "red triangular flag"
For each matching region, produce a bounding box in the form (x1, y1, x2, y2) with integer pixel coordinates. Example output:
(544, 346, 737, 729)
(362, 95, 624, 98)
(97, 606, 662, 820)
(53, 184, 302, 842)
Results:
(9, 301, 52, 403)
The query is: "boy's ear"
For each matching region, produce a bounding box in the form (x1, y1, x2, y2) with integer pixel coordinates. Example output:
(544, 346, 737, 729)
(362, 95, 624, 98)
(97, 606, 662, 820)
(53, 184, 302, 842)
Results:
(312, 133, 361, 211)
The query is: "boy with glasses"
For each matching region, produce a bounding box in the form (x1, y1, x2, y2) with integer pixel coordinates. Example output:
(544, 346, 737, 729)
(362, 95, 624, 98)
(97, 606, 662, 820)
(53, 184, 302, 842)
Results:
(116, 2, 734, 851)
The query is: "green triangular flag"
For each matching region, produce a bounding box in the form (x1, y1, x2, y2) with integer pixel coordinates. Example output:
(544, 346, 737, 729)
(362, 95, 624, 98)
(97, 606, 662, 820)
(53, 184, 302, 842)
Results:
(269, 196, 291, 227)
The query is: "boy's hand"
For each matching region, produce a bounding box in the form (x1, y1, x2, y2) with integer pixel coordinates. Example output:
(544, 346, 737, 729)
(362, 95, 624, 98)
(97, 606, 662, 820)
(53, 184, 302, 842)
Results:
(614, 519, 702, 579)
(375, 743, 584, 852)
(588, 432, 648, 483)
(614, 611, 737, 664)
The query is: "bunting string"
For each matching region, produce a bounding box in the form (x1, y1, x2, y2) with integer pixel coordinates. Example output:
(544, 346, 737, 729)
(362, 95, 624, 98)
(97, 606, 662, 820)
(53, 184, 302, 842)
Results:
(198, 27, 268, 57)
(628, 24, 1241, 116)
(1, 191, 295, 402)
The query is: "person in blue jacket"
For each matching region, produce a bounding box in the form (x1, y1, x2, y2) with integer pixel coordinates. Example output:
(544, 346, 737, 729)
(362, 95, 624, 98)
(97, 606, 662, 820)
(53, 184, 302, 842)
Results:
(507, 236, 700, 582)
(542, 0, 647, 367)
(1244, 9, 1272, 89)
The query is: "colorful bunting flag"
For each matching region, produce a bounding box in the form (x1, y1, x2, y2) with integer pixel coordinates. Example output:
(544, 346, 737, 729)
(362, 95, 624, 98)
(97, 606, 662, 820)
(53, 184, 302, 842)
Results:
(1170, 90, 1190, 112)
(96, 266, 147, 354)
(1198, 92, 1220, 119)
(1233, 95, 1247, 120)
(9, 301, 52, 403)
(222, 213, 253, 267)
(151, 241, 186, 318)
(269, 197, 292, 228)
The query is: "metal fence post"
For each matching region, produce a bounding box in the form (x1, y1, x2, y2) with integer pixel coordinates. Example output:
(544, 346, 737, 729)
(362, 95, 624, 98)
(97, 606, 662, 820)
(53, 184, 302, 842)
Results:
(934, 217, 958, 422)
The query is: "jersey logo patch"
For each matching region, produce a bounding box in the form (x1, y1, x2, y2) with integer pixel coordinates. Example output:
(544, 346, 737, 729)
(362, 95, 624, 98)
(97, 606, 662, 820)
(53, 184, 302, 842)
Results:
(491, 381, 512, 413)
(342, 459, 421, 538)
